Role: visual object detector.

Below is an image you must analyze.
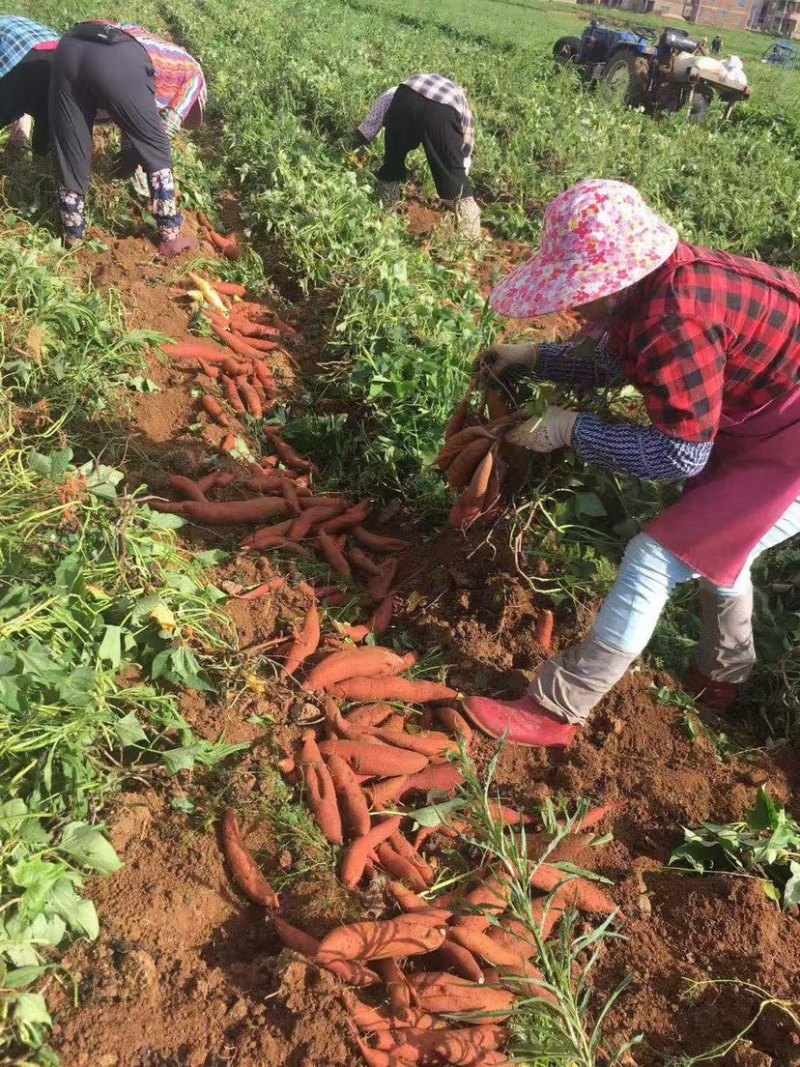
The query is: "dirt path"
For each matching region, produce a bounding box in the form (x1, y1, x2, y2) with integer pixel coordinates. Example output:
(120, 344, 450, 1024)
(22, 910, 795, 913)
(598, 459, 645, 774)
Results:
(46, 216, 800, 1067)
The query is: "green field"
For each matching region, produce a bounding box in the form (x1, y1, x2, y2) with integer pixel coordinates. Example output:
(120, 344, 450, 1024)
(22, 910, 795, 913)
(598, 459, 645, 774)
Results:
(1, 0, 799, 1060)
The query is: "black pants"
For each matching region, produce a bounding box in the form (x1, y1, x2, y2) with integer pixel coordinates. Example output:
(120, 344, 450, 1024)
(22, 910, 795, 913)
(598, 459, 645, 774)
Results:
(0, 49, 53, 155)
(49, 32, 172, 195)
(377, 84, 473, 201)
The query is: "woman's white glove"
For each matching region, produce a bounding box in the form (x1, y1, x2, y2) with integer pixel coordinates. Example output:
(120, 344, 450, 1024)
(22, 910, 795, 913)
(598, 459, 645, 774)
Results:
(506, 406, 580, 453)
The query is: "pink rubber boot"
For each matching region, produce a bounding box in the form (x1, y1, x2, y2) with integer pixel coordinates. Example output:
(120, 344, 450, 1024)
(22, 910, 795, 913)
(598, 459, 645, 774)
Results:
(461, 694, 578, 748)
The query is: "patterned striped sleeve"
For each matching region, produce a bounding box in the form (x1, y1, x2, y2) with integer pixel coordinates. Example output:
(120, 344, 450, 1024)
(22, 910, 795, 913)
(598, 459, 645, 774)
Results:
(573, 415, 713, 483)
(357, 87, 397, 142)
(536, 338, 627, 390)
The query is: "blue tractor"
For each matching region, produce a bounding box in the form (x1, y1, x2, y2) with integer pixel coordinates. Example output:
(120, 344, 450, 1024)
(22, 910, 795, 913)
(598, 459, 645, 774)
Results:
(762, 40, 799, 69)
(553, 21, 751, 120)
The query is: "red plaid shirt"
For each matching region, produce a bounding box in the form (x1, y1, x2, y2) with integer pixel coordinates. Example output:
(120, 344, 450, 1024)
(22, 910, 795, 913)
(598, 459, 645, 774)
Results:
(608, 243, 800, 443)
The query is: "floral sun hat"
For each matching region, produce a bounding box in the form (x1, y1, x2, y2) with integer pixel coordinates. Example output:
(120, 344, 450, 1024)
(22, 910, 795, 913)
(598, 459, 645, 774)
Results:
(489, 179, 679, 318)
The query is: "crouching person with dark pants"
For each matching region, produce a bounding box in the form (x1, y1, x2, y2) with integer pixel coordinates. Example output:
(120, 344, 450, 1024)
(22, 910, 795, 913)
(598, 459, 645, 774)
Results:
(49, 22, 196, 260)
(357, 74, 481, 241)
(0, 16, 60, 154)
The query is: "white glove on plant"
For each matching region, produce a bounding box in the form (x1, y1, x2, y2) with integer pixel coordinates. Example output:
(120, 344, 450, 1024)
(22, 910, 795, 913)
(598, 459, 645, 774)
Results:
(506, 406, 579, 453)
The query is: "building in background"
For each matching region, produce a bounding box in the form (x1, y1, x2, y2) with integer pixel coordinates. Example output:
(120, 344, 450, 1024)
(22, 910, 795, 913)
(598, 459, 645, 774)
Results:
(681, 0, 759, 30)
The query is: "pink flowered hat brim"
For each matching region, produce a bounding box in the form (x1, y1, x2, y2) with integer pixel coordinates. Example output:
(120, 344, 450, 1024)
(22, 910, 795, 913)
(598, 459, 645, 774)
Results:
(488, 179, 679, 319)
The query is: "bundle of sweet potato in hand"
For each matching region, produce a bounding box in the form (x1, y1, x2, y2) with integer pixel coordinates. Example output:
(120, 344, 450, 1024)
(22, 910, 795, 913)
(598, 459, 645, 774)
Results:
(434, 379, 527, 530)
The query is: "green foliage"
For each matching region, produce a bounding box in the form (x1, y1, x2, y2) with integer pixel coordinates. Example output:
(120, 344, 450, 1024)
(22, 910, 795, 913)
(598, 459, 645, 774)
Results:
(671, 786, 800, 910)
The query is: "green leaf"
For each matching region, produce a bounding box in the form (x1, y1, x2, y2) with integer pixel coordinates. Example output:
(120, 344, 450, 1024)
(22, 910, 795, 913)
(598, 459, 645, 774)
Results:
(98, 625, 123, 667)
(162, 745, 197, 775)
(575, 491, 607, 518)
(763, 879, 781, 904)
(13, 992, 52, 1027)
(28, 448, 74, 483)
(784, 861, 800, 908)
(143, 509, 185, 530)
(194, 549, 229, 567)
(406, 798, 464, 828)
(48, 879, 99, 940)
(5, 965, 48, 989)
(749, 786, 779, 832)
(114, 712, 148, 748)
(59, 823, 122, 874)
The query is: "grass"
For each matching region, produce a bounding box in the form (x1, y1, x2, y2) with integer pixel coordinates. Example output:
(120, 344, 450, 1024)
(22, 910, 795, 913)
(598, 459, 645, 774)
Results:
(0, 200, 240, 1059)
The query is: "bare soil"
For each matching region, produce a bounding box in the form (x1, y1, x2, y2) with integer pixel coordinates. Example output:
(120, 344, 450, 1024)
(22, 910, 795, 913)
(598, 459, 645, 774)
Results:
(45, 208, 800, 1067)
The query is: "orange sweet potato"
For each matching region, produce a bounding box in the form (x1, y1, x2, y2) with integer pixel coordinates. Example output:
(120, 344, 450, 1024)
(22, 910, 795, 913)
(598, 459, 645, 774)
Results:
(220, 809, 279, 910)
(341, 816, 402, 889)
(304, 647, 408, 692)
(318, 740, 428, 777)
(317, 918, 446, 963)
(328, 678, 458, 703)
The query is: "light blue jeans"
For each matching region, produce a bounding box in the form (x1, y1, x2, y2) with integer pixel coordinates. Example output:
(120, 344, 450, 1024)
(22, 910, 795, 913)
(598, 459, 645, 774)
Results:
(594, 495, 800, 655)
(531, 496, 800, 722)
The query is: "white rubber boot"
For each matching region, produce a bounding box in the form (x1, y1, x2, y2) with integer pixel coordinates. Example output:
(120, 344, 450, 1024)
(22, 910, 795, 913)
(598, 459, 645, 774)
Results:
(454, 196, 481, 241)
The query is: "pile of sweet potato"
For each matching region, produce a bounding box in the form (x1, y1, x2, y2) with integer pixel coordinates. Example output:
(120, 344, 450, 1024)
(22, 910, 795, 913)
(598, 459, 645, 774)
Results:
(434, 381, 527, 531)
(165, 271, 298, 423)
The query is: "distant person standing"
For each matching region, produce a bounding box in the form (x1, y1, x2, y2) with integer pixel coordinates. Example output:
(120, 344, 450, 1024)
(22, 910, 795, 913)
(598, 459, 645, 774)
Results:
(0, 16, 59, 155)
(355, 73, 481, 240)
(711, 35, 723, 56)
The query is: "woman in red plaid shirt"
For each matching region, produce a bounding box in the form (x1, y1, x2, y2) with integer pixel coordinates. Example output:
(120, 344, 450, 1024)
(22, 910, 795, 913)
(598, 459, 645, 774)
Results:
(463, 179, 800, 747)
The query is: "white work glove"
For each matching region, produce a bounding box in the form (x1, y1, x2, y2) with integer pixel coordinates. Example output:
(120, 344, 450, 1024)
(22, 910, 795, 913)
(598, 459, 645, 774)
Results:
(473, 342, 539, 382)
(506, 406, 579, 453)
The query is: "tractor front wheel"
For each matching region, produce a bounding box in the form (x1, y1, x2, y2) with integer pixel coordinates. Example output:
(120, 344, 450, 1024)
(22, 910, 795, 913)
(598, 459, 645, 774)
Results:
(600, 49, 649, 107)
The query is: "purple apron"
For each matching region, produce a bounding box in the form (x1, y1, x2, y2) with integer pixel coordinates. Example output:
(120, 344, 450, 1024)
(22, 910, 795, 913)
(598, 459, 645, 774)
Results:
(646, 389, 800, 587)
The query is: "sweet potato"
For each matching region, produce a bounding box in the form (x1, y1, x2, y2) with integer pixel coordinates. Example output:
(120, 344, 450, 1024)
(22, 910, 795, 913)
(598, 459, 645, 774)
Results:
(385, 882, 451, 920)
(271, 917, 380, 987)
(212, 281, 247, 297)
(388, 834, 435, 884)
(238, 381, 264, 419)
(163, 341, 227, 362)
(220, 809, 279, 910)
(373, 957, 412, 1018)
(326, 753, 371, 839)
(451, 873, 512, 930)
(434, 425, 494, 470)
(431, 939, 485, 984)
(570, 802, 621, 833)
(158, 497, 290, 524)
(210, 322, 262, 360)
(352, 1034, 408, 1067)
(235, 319, 280, 338)
(167, 474, 206, 502)
(220, 432, 237, 452)
(319, 740, 428, 778)
(197, 358, 220, 379)
(252, 359, 277, 392)
(460, 448, 495, 516)
(487, 925, 538, 963)
(201, 394, 229, 426)
(444, 381, 476, 439)
(348, 546, 383, 578)
(367, 558, 399, 600)
(320, 500, 372, 534)
(486, 802, 533, 828)
(304, 647, 408, 692)
(288, 504, 344, 540)
(399, 763, 465, 799)
(341, 816, 402, 889)
(221, 374, 246, 413)
(408, 974, 514, 1022)
(447, 927, 522, 970)
(535, 609, 554, 653)
(284, 603, 321, 675)
(317, 529, 352, 578)
(329, 678, 458, 703)
(376, 842, 430, 892)
(264, 428, 315, 472)
(367, 727, 455, 760)
(350, 526, 408, 554)
(230, 577, 284, 600)
(529, 863, 618, 914)
(345, 703, 396, 729)
(384, 1024, 509, 1066)
(346, 996, 446, 1033)
(447, 437, 495, 491)
(196, 470, 238, 494)
(318, 918, 446, 963)
(279, 478, 302, 517)
(434, 706, 473, 747)
(219, 355, 249, 376)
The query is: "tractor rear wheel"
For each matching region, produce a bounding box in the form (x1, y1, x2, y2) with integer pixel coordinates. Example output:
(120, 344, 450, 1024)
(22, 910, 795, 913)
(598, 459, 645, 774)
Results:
(689, 92, 711, 121)
(553, 36, 581, 66)
(600, 49, 649, 107)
